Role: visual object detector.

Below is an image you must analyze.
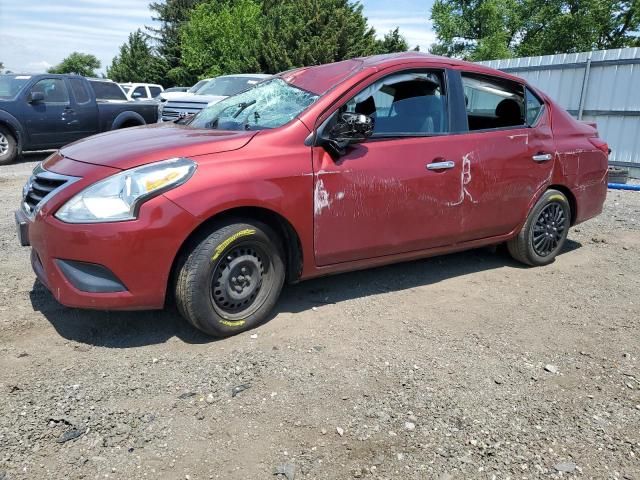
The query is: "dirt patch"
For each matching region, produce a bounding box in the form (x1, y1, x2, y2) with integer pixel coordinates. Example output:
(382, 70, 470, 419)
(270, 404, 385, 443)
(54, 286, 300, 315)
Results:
(1, 160, 639, 479)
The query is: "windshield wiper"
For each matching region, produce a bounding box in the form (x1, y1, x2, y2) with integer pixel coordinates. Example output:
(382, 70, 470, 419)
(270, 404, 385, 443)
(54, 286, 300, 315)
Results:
(233, 100, 257, 118)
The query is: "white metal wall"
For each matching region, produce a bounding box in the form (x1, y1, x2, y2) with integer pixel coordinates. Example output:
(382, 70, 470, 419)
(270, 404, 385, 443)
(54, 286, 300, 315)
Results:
(480, 48, 640, 167)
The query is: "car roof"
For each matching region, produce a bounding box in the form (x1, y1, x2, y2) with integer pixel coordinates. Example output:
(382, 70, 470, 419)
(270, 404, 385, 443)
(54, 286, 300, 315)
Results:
(283, 52, 524, 95)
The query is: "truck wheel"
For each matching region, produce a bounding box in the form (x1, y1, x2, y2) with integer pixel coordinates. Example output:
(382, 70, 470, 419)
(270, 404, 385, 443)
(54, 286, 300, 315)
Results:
(507, 189, 571, 266)
(0, 126, 18, 165)
(175, 220, 285, 337)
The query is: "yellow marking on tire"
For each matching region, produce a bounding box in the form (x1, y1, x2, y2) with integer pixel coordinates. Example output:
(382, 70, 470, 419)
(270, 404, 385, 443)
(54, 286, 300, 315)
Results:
(212, 229, 256, 261)
(548, 195, 565, 201)
(219, 319, 246, 327)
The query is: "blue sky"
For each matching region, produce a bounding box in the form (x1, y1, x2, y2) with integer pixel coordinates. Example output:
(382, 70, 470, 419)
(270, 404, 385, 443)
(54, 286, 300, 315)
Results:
(0, 0, 436, 75)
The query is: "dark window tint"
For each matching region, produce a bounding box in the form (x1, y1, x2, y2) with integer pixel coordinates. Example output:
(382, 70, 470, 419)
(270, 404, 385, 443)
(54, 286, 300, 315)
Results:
(340, 71, 448, 136)
(69, 78, 91, 104)
(89, 81, 126, 101)
(149, 86, 162, 98)
(132, 86, 146, 98)
(462, 73, 525, 130)
(31, 78, 69, 103)
(525, 88, 544, 125)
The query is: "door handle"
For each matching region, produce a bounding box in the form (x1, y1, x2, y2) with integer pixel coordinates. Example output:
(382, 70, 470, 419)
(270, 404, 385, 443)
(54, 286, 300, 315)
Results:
(532, 153, 553, 162)
(426, 160, 455, 170)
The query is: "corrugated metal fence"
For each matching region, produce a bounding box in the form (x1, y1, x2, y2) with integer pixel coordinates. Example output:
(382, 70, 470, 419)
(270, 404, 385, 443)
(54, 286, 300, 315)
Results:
(480, 48, 640, 169)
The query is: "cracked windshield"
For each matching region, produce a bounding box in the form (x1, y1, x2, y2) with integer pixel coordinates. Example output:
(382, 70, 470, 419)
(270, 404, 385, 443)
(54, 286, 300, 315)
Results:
(189, 78, 318, 131)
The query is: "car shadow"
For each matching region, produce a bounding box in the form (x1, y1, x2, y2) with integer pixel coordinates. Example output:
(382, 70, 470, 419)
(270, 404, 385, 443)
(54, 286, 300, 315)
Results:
(30, 240, 582, 349)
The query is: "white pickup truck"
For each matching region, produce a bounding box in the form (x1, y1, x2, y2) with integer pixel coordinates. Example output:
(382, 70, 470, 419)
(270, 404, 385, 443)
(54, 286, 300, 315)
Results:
(119, 83, 164, 101)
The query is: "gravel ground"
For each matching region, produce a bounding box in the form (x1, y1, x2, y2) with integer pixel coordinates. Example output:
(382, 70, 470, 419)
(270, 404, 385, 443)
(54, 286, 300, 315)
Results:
(1, 157, 639, 480)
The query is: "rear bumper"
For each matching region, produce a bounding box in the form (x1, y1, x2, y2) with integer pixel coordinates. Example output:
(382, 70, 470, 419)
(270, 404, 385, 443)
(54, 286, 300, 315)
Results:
(24, 195, 197, 310)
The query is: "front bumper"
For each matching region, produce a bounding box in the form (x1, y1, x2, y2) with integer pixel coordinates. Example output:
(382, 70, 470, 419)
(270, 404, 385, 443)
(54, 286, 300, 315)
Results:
(20, 192, 197, 311)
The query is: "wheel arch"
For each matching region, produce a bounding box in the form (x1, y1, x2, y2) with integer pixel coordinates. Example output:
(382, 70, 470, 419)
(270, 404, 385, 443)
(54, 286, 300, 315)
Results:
(547, 184, 577, 225)
(111, 111, 146, 130)
(167, 206, 304, 304)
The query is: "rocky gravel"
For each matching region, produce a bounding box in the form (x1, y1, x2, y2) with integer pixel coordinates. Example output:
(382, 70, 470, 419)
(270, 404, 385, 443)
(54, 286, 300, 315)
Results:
(1, 157, 639, 479)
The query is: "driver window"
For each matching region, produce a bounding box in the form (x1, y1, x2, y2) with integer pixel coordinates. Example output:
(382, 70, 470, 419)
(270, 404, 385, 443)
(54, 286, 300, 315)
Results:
(340, 71, 448, 136)
(31, 78, 69, 104)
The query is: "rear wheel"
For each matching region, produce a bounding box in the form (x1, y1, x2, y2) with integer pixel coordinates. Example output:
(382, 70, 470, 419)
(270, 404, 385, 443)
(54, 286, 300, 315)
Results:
(507, 189, 571, 266)
(175, 221, 285, 337)
(0, 126, 18, 165)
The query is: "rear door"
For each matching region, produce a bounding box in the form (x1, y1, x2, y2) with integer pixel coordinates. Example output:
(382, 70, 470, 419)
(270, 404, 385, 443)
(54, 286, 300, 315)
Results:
(65, 77, 99, 141)
(450, 71, 555, 242)
(312, 68, 472, 266)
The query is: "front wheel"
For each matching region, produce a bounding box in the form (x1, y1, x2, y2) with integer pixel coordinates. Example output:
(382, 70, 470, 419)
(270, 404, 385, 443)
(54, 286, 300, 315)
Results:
(0, 126, 18, 165)
(507, 189, 571, 266)
(175, 221, 285, 337)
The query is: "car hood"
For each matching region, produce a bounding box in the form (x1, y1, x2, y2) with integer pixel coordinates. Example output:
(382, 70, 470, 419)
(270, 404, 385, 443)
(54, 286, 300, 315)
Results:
(159, 91, 194, 101)
(166, 94, 227, 105)
(59, 122, 257, 170)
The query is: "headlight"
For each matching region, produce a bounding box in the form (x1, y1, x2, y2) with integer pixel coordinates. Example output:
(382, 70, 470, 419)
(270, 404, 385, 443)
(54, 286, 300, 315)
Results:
(55, 158, 196, 223)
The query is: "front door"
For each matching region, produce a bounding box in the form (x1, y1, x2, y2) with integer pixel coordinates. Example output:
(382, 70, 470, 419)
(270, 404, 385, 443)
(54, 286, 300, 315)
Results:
(23, 77, 75, 148)
(312, 69, 468, 266)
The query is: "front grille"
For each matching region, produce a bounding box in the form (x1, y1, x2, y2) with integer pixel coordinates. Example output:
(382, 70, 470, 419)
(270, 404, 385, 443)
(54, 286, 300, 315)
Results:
(161, 101, 208, 121)
(22, 164, 79, 217)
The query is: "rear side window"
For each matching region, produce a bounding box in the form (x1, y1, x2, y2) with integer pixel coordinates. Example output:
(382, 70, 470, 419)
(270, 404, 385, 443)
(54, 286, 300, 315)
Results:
(462, 73, 525, 131)
(149, 86, 162, 98)
(525, 88, 544, 125)
(89, 81, 127, 101)
(340, 70, 448, 136)
(68, 78, 91, 104)
(132, 86, 146, 98)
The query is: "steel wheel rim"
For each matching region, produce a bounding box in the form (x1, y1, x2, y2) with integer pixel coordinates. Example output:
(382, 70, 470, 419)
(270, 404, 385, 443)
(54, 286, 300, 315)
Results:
(0, 133, 8, 156)
(532, 202, 566, 257)
(210, 243, 270, 318)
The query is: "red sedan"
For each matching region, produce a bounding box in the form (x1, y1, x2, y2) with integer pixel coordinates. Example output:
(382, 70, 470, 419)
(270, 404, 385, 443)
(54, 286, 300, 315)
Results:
(15, 53, 608, 337)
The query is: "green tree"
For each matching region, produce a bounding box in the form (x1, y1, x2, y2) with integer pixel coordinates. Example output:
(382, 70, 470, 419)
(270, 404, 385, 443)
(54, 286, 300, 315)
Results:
(376, 27, 410, 54)
(107, 30, 168, 84)
(180, 0, 395, 78)
(180, 0, 263, 78)
(147, 0, 205, 84)
(431, 0, 640, 61)
(47, 52, 101, 76)
(258, 0, 379, 73)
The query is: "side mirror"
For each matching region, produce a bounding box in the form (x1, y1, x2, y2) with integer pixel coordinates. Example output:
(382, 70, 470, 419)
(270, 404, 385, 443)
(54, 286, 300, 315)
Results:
(28, 91, 45, 103)
(322, 112, 374, 156)
(132, 92, 143, 99)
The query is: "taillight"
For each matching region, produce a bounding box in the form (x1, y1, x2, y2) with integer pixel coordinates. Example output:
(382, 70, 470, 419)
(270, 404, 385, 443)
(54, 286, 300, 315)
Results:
(589, 137, 609, 156)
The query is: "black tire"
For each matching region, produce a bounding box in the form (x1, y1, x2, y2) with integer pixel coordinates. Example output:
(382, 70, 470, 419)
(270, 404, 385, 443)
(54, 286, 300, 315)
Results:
(175, 220, 285, 337)
(507, 189, 571, 266)
(0, 125, 18, 166)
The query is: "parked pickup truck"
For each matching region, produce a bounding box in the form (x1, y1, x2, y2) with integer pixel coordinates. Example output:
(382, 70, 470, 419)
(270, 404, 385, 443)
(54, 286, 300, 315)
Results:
(0, 74, 158, 165)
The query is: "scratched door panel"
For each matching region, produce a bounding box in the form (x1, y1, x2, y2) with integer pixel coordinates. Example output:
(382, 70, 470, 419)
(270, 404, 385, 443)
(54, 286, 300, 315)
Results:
(312, 136, 473, 266)
(454, 110, 555, 242)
